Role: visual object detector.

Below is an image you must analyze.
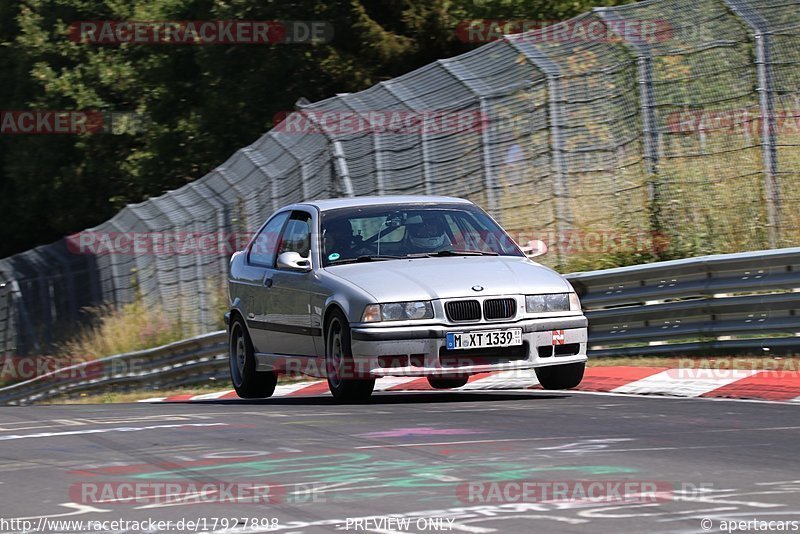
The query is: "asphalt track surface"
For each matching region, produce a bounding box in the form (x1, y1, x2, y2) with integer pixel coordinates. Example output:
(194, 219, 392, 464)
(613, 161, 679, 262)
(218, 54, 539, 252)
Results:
(0, 390, 798, 534)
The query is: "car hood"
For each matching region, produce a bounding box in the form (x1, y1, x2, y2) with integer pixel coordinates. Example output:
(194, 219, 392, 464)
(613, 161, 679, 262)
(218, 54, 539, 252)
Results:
(324, 256, 572, 301)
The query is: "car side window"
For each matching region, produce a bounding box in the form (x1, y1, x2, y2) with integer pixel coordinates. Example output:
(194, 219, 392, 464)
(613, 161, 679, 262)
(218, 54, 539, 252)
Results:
(248, 211, 290, 266)
(276, 212, 312, 263)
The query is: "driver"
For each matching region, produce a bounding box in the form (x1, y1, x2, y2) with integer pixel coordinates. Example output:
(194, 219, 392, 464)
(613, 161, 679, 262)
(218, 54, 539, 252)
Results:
(406, 216, 451, 251)
(323, 218, 356, 260)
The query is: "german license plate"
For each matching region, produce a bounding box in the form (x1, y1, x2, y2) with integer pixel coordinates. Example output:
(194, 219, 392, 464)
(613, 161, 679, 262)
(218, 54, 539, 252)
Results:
(446, 329, 522, 350)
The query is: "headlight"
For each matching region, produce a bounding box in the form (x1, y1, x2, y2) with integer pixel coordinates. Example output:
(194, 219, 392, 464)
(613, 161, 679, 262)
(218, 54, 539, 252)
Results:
(361, 301, 434, 323)
(525, 293, 572, 313)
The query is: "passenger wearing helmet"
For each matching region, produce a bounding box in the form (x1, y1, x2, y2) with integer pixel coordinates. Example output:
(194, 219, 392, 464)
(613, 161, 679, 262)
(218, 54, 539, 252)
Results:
(406, 216, 451, 252)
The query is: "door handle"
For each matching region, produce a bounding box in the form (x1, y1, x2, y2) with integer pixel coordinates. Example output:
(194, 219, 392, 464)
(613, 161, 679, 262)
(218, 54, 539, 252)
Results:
(264, 277, 273, 288)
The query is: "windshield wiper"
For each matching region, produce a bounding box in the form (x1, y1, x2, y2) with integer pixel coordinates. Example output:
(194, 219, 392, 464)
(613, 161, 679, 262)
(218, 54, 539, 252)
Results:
(328, 254, 403, 265)
(408, 249, 499, 258)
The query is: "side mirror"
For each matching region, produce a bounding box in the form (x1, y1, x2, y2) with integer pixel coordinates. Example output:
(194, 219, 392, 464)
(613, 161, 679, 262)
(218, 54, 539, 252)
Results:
(521, 239, 548, 259)
(276, 251, 311, 271)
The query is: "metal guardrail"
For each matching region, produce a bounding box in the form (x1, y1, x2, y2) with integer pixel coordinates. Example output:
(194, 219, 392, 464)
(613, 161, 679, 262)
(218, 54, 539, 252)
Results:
(0, 331, 227, 405)
(570, 247, 800, 357)
(1, 247, 797, 404)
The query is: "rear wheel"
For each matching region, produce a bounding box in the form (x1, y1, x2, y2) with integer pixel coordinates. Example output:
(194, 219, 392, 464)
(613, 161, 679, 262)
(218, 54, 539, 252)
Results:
(535, 362, 585, 390)
(326, 310, 375, 403)
(229, 317, 277, 398)
(427, 375, 469, 389)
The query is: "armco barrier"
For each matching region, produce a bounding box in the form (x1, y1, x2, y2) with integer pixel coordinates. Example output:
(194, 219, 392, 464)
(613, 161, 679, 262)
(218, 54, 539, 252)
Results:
(0, 331, 227, 405)
(2, 0, 799, 357)
(0, 247, 797, 404)
(573, 246, 800, 357)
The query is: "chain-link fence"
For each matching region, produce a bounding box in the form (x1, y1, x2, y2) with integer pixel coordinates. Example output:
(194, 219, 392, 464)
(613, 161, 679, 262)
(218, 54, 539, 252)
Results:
(1, 0, 798, 356)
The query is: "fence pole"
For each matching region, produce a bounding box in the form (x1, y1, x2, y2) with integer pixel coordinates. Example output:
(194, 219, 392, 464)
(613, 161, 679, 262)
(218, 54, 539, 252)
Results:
(595, 8, 662, 247)
(295, 106, 355, 198)
(338, 97, 386, 196)
(240, 148, 280, 213)
(272, 134, 311, 201)
(381, 82, 435, 196)
(722, 0, 780, 248)
(438, 59, 500, 219)
(505, 36, 571, 268)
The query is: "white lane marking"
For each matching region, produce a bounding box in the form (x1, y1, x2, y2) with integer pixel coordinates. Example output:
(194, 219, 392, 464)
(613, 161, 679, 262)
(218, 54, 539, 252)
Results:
(451, 514, 589, 532)
(355, 436, 599, 449)
(579, 504, 735, 520)
(0, 413, 224, 430)
(138, 397, 167, 402)
(191, 390, 235, 400)
(460, 370, 538, 390)
(8, 502, 110, 521)
(0, 422, 227, 441)
(373, 377, 424, 391)
(548, 388, 798, 405)
(611, 369, 761, 397)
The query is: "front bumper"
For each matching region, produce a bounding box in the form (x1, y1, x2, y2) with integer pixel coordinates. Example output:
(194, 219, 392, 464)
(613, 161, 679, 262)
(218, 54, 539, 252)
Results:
(350, 315, 587, 377)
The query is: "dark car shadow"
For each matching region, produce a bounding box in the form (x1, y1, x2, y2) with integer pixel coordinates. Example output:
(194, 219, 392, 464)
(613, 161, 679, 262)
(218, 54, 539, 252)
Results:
(164, 390, 570, 406)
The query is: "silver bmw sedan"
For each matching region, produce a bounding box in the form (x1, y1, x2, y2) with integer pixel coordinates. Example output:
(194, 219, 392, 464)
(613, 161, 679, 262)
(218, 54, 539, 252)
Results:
(225, 196, 587, 402)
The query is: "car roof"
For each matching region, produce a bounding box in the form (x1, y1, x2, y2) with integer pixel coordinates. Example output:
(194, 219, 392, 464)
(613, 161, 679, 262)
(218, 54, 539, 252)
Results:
(290, 195, 473, 212)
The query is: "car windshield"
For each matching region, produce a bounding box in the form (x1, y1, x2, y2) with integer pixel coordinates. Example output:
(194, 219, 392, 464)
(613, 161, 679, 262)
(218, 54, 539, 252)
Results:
(320, 203, 524, 266)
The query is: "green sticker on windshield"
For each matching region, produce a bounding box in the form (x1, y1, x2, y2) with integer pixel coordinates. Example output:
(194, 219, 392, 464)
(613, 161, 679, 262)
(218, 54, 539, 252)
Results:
(328, 253, 340, 261)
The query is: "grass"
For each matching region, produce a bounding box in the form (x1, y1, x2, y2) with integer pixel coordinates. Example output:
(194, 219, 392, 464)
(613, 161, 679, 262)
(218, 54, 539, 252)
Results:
(57, 299, 188, 360)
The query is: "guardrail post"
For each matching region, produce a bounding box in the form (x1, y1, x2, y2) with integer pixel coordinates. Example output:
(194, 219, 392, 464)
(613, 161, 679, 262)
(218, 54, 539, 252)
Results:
(722, 0, 781, 248)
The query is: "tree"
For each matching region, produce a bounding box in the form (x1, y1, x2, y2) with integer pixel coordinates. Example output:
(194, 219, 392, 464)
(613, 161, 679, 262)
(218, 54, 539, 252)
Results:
(0, 0, 629, 257)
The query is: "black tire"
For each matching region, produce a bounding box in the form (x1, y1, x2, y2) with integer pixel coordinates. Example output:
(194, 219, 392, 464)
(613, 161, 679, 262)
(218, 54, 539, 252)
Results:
(427, 375, 469, 389)
(229, 316, 278, 398)
(325, 310, 375, 402)
(535, 362, 585, 390)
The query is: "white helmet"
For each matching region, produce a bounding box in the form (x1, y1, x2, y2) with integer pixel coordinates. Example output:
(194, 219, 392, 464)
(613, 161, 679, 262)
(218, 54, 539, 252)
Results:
(408, 218, 448, 249)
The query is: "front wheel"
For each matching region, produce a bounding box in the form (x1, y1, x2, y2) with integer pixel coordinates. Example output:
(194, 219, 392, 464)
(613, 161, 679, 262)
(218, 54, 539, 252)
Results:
(427, 375, 469, 389)
(229, 317, 277, 398)
(535, 362, 585, 390)
(326, 310, 375, 403)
